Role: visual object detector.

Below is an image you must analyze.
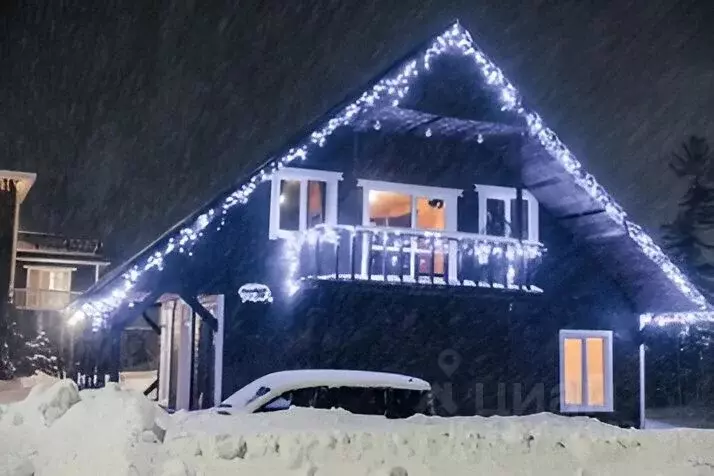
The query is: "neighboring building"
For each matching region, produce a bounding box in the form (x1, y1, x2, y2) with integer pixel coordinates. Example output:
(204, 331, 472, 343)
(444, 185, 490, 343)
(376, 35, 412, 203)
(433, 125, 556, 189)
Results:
(13, 231, 109, 344)
(0, 170, 109, 363)
(71, 22, 711, 427)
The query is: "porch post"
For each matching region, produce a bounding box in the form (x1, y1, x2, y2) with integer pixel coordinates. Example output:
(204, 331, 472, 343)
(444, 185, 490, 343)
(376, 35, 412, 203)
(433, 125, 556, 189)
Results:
(213, 295, 225, 405)
(108, 324, 121, 383)
(639, 343, 646, 429)
(180, 294, 218, 409)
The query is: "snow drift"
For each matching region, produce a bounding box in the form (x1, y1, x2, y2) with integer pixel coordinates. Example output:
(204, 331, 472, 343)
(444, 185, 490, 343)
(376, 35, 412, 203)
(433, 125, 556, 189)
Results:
(0, 380, 164, 476)
(3, 380, 714, 475)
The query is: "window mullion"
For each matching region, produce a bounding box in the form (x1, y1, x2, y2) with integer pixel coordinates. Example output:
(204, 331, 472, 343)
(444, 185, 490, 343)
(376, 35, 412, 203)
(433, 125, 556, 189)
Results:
(410, 195, 419, 230)
(581, 338, 589, 408)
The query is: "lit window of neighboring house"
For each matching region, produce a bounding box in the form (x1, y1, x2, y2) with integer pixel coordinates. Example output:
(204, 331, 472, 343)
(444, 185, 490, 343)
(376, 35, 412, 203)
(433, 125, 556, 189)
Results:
(559, 330, 614, 413)
(475, 184, 539, 241)
(357, 179, 462, 276)
(24, 266, 74, 310)
(269, 167, 343, 239)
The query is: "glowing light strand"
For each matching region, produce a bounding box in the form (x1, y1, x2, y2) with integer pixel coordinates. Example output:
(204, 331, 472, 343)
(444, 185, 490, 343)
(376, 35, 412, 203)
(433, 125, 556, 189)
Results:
(640, 312, 714, 330)
(77, 21, 707, 328)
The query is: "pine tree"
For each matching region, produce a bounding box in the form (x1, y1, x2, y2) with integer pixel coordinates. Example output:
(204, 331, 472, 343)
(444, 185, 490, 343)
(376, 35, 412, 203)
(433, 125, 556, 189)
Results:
(663, 136, 714, 300)
(660, 136, 714, 406)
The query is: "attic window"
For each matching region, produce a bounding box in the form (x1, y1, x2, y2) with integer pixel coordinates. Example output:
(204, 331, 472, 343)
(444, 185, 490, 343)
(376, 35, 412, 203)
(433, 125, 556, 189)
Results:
(559, 330, 613, 413)
(475, 184, 539, 241)
(269, 167, 343, 239)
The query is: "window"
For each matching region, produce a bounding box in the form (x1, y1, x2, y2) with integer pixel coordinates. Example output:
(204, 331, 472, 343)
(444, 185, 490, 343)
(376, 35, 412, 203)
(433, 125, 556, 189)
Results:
(24, 266, 74, 309)
(475, 184, 539, 241)
(269, 167, 343, 239)
(360, 180, 460, 231)
(559, 330, 613, 413)
(358, 179, 462, 277)
(254, 386, 434, 418)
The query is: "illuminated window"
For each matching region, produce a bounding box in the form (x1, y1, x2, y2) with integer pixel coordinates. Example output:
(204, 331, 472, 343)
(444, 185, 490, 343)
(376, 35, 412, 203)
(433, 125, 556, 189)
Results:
(559, 330, 613, 413)
(269, 168, 343, 239)
(359, 180, 461, 231)
(358, 179, 462, 277)
(368, 190, 413, 227)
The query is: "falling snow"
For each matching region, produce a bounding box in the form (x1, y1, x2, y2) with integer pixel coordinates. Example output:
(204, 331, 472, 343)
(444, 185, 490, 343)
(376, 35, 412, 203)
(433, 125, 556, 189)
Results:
(1, 1, 714, 264)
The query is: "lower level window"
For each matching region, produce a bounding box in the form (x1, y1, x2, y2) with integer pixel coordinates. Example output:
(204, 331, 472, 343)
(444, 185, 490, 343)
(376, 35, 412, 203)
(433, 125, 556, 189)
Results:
(559, 329, 613, 413)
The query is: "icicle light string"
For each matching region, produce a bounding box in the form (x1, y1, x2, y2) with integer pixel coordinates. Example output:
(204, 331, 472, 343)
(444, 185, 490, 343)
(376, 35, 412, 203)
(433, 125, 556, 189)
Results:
(76, 22, 707, 329)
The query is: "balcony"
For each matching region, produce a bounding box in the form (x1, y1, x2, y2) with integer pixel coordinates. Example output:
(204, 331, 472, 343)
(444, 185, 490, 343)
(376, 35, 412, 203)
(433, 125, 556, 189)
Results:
(290, 225, 545, 292)
(14, 288, 81, 311)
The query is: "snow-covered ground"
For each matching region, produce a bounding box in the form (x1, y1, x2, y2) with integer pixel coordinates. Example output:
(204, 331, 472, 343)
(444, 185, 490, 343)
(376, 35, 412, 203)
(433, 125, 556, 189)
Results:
(3, 381, 714, 476)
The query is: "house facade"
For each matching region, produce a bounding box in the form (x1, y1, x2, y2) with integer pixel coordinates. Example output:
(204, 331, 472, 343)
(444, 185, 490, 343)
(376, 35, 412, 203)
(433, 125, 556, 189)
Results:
(0, 170, 109, 369)
(71, 23, 711, 428)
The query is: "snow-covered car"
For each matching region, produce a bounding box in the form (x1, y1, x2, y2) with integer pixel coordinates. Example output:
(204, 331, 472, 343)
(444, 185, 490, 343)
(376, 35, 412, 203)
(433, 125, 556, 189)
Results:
(215, 369, 434, 418)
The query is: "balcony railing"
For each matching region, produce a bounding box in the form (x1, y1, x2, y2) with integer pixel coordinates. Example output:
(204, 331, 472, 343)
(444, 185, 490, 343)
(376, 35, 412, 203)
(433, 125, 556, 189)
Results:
(292, 225, 545, 292)
(14, 288, 82, 311)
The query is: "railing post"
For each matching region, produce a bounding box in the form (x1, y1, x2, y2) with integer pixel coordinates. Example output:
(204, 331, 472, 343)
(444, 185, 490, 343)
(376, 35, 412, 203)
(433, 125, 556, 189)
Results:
(430, 239, 436, 284)
(444, 239, 450, 284)
(350, 231, 356, 281)
(366, 231, 373, 282)
(315, 233, 321, 277)
(397, 236, 404, 282)
(334, 236, 340, 280)
(381, 234, 388, 282)
(414, 236, 420, 283)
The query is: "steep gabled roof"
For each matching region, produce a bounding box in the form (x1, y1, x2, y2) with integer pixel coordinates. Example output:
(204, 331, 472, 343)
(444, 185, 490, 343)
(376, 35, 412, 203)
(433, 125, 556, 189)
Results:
(73, 21, 708, 326)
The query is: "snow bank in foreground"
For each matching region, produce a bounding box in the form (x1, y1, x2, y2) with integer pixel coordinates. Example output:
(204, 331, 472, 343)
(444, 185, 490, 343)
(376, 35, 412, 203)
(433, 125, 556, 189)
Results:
(3, 381, 714, 475)
(0, 380, 164, 476)
(164, 409, 714, 476)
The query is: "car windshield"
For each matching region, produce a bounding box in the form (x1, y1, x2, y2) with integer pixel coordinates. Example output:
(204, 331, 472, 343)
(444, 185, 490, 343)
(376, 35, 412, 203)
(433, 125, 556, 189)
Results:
(221, 383, 271, 409)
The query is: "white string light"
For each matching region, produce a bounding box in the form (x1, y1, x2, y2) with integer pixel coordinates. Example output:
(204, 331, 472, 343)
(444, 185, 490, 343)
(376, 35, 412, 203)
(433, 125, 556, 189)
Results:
(640, 312, 714, 330)
(75, 21, 708, 329)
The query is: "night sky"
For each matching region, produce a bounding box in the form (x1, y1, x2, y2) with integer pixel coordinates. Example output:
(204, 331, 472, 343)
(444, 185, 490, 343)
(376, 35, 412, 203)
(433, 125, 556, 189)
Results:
(1, 0, 713, 263)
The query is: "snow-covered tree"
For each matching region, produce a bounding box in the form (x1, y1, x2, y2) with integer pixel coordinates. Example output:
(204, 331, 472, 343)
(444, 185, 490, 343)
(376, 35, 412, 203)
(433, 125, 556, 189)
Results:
(0, 305, 22, 380)
(17, 330, 61, 377)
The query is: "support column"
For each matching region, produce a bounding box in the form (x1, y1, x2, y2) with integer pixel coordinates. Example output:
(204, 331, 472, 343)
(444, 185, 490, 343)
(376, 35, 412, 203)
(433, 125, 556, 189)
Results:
(639, 343, 646, 429)
(108, 324, 121, 383)
(181, 294, 218, 410)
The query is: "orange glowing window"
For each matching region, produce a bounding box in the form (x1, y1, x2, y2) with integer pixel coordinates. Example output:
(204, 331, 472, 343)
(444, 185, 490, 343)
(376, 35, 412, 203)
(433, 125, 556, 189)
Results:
(586, 338, 605, 406)
(559, 330, 613, 412)
(562, 338, 583, 405)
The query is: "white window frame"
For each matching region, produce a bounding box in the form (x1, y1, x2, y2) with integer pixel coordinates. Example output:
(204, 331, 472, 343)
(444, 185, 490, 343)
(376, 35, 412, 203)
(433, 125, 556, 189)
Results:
(357, 179, 463, 278)
(475, 184, 539, 241)
(24, 265, 75, 291)
(269, 167, 343, 239)
(358, 179, 462, 231)
(559, 329, 614, 413)
(23, 265, 75, 310)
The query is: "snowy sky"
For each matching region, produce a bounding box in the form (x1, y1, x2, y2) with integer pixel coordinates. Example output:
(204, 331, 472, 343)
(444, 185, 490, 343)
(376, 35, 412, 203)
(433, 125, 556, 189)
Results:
(1, 0, 713, 262)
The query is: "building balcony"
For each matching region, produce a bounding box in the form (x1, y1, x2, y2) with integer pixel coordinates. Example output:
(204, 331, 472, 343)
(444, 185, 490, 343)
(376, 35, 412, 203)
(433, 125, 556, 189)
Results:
(14, 288, 81, 311)
(291, 225, 545, 292)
